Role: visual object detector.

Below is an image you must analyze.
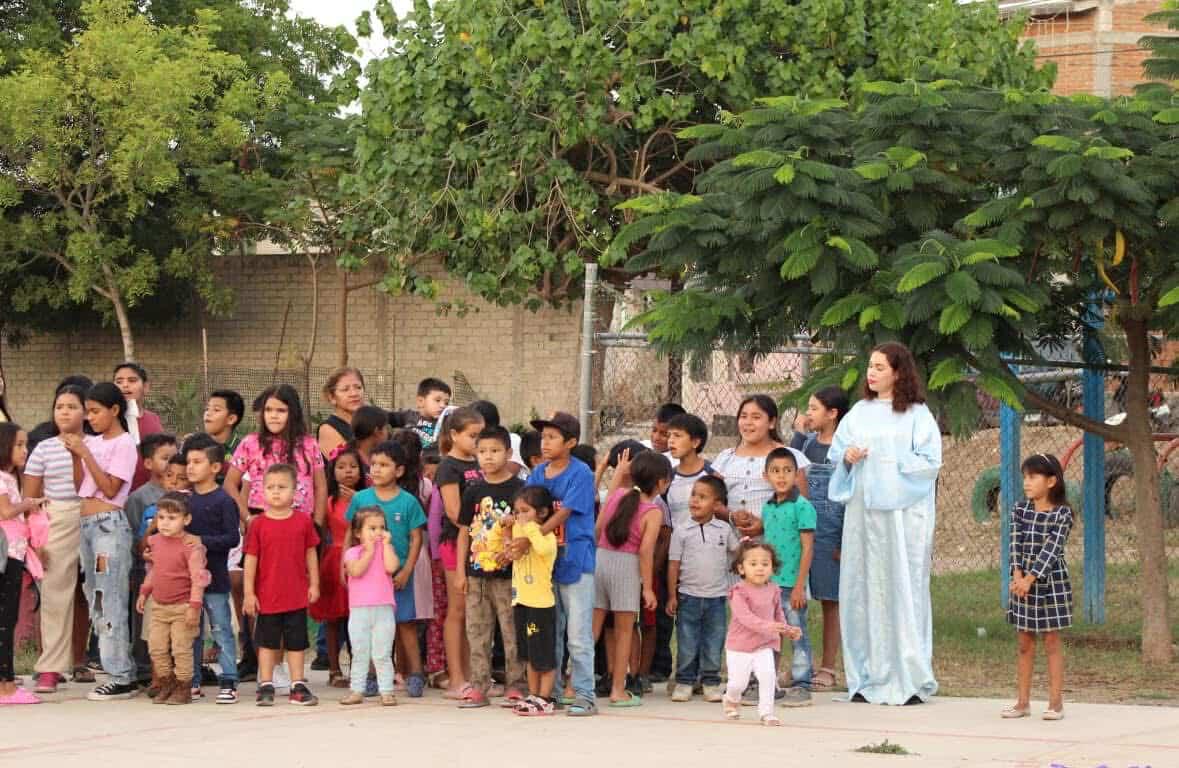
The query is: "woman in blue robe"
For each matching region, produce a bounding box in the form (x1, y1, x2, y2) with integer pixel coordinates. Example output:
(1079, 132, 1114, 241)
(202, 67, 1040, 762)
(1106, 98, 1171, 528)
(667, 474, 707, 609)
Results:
(828, 342, 942, 705)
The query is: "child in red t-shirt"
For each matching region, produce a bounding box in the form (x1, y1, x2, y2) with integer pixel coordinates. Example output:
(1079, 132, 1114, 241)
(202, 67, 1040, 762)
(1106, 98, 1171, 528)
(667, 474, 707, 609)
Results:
(243, 464, 321, 707)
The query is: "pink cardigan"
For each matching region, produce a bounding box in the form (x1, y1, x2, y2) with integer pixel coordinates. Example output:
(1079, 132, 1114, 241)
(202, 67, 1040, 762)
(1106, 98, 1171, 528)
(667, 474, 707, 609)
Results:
(725, 580, 789, 653)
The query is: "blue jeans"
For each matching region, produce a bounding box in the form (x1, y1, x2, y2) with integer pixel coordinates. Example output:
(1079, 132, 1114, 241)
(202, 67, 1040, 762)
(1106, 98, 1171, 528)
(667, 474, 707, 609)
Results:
(80, 512, 134, 685)
(782, 596, 813, 690)
(348, 605, 396, 695)
(553, 572, 595, 704)
(674, 594, 726, 686)
(192, 591, 238, 684)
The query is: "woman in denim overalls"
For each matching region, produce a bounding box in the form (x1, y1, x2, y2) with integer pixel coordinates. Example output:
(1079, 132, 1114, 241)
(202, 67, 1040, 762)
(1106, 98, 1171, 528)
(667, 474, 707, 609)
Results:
(795, 387, 849, 692)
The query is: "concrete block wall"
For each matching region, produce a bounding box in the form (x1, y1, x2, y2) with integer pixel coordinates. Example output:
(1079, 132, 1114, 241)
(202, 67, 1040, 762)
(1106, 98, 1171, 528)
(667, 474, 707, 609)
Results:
(1, 253, 582, 430)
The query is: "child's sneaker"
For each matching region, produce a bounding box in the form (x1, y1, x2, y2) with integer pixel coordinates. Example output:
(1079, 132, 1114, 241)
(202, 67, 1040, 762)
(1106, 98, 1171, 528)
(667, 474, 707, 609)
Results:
(364, 673, 379, 698)
(406, 673, 425, 698)
(670, 683, 693, 702)
(216, 684, 238, 704)
(781, 686, 812, 707)
(703, 684, 725, 703)
(255, 683, 275, 707)
(34, 673, 61, 694)
(289, 681, 318, 706)
(86, 681, 138, 701)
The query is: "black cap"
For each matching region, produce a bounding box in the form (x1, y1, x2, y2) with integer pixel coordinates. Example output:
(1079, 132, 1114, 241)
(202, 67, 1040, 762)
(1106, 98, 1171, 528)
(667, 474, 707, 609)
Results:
(529, 411, 581, 441)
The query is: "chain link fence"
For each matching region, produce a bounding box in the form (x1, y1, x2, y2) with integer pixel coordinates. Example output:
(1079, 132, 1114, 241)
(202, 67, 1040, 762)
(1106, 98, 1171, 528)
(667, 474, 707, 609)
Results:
(593, 332, 1179, 637)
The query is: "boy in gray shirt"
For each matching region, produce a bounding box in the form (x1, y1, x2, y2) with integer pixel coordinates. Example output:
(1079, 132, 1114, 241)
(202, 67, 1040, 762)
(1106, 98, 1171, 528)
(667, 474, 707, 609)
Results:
(666, 475, 739, 703)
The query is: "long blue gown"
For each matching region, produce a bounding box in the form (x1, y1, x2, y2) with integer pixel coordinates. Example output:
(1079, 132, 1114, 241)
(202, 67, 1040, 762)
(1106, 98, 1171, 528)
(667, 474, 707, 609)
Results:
(828, 398, 942, 705)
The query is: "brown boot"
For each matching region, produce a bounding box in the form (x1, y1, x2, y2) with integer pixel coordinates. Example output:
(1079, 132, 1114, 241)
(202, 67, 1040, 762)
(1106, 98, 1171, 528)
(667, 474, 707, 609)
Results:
(146, 675, 162, 699)
(166, 679, 193, 705)
(153, 675, 176, 705)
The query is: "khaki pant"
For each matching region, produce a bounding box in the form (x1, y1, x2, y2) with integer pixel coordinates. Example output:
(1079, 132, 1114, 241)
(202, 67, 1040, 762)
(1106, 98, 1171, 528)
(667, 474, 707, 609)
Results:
(465, 577, 525, 692)
(149, 602, 197, 682)
(35, 499, 81, 675)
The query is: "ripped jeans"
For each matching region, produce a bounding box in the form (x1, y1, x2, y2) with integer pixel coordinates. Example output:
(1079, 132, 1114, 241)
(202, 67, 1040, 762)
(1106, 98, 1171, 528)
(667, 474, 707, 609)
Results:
(80, 511, 134, 685)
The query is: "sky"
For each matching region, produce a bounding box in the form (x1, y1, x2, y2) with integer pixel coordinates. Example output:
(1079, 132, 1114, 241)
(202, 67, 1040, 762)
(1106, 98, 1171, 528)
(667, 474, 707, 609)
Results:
(288, 0, 414, 62)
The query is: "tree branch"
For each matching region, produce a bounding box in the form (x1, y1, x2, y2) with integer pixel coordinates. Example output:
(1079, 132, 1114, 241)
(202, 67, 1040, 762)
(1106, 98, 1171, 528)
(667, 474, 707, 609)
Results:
(583, 171, 663, 195)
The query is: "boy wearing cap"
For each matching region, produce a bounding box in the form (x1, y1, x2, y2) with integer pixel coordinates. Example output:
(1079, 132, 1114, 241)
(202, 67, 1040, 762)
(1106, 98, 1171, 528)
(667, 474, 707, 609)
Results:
(517, 412, 597, 717)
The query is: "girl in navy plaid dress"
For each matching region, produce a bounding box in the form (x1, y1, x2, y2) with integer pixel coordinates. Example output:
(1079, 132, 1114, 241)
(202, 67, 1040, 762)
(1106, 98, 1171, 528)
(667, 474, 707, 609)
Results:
(1004, 453, 1072, 722)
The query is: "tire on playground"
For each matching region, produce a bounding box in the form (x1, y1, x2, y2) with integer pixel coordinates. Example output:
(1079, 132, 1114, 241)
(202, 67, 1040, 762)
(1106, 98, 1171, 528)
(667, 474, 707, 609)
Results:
(971, 465, 1083, 523)
(1104, 450, 1134, 520)
(971, 466, 1002, 523)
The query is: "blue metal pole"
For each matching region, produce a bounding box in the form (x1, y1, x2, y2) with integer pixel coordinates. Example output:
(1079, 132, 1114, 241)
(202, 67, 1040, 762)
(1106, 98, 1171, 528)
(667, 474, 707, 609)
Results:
(999, 402, 1021, 610)
(1081, 298, 1106, 624)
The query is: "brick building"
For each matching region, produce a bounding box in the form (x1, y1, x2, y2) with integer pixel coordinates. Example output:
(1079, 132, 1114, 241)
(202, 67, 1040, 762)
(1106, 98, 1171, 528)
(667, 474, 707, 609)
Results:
(1007, 0, 1170, 95)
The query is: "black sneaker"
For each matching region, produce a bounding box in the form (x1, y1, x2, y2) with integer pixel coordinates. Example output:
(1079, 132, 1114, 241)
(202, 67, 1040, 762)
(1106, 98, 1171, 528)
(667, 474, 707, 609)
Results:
(289, 682, 318, 706)
(595, 675, 611, 697)
(216, 684, 238, 705)
(310, 654, 330, 672)
(256, 683, 275, 707)
(200, 666, 219, 685)
(87, 681, 138, 701)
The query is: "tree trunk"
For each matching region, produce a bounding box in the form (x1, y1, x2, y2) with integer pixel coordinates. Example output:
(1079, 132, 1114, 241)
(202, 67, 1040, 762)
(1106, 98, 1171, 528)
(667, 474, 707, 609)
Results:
(301, 252, 320, 410)
(103, 267, 135, 361)
(337, 268, 349, 368)
(666, 276, 684, 403)
(1120, 313, 1173, 665)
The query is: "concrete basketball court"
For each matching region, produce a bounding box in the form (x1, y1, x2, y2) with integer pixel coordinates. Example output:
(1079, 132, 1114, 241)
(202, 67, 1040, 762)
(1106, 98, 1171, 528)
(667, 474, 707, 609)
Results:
(2, 672, 1175, 767)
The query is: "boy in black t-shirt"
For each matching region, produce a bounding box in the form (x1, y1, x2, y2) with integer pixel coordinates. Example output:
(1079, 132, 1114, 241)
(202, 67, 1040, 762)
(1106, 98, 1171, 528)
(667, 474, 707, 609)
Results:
(455, 426, 526, 708)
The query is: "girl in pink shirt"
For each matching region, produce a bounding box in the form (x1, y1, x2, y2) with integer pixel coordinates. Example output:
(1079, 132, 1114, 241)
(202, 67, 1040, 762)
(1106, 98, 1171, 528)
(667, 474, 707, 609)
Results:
(723, 540, 801, 726)
(225, 385, 326, 524)
(340, 507, 400, 707)
(592, 451, 671, 707)
(0, 423, 49, 705)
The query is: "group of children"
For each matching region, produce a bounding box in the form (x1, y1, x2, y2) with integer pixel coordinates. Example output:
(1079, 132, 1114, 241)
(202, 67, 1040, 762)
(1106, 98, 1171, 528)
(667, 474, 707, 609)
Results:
(0, 363, 1076, 722)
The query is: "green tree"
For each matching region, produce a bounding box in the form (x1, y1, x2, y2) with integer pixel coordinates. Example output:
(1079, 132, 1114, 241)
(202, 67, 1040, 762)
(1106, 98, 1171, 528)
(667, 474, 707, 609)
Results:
(351, 0, 1051, 308)
(0, 0, 284, 360)
(615, 78, 1178, 664)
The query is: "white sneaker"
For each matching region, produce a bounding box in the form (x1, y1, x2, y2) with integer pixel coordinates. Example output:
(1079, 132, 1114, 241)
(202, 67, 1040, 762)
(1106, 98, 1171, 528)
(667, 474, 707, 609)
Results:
(703, 684, 725, 703)
(272, 663, 291, 694)
(670, 683, 693, 702)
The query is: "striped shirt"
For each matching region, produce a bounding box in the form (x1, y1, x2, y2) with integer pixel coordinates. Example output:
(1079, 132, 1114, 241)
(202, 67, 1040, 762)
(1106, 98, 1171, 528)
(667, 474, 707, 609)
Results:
(25, 437, 79, 501)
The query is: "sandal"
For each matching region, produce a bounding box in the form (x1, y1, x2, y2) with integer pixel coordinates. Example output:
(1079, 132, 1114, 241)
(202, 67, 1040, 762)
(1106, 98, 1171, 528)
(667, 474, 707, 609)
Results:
(1001, 705, 1030, 719)
(514, 695, 555, 716)
(443, 683, 474, 700)
(811, 667, 837, 691)
(426, 671, 449, 690)
(761, 714, 783, 727)
(72, 666, 96, 684)
(565, 698, 598, 717)
(328, 673, 350, 689)
(608, 692, 642, 708)
(1042, 708, 1065, 721)
(722, 694, 741, 720)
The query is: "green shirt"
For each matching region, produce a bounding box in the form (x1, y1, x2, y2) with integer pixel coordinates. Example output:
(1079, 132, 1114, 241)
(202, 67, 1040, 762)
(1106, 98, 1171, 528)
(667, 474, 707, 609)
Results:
(762, 494, 817, 589)
(345, 487, 427, 563)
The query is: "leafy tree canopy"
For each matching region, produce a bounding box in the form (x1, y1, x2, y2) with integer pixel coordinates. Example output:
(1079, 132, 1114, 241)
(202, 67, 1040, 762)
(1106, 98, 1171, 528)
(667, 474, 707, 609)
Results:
(351, 0, 1051, 309)
(615, 76, 1178, 662)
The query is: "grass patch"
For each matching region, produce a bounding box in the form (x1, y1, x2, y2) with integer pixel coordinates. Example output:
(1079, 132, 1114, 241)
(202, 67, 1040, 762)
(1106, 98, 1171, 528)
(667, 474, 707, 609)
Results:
(855, 740, 911, 755)
(803, 560, 1179, 704)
